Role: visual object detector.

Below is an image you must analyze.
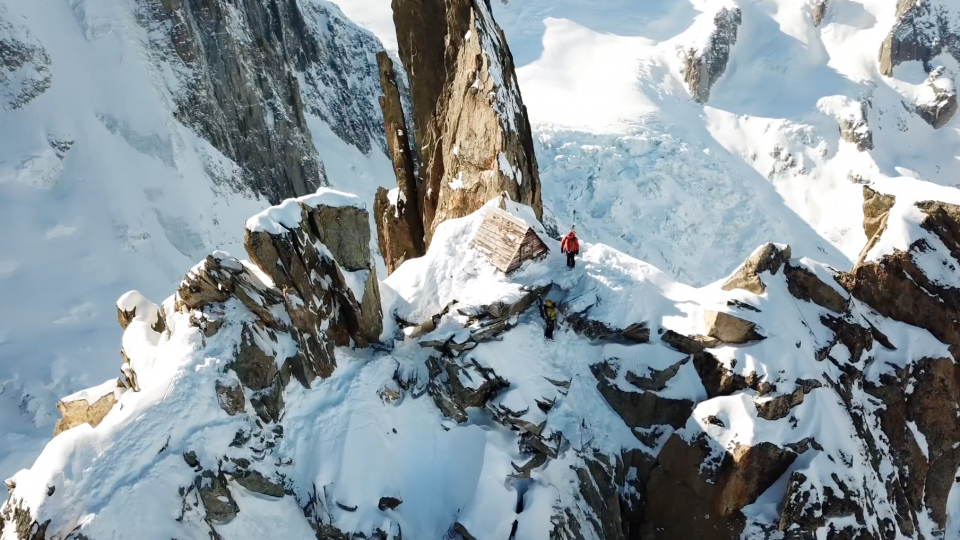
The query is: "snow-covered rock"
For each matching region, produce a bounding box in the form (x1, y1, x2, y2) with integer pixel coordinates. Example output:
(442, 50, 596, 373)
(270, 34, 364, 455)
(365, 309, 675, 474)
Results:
(7, 190, 960, 539)
(678, 6, 742, 104)
(915, 68, 958, 129)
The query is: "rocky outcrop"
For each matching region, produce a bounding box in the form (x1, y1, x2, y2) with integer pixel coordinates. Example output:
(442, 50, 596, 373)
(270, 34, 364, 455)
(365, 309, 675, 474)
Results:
(375, 52, 425, 275)
(679, 7, 742, 103)
(878, 0, 960, 77)
(916, 68, 958, 129)
(0, 9, 51, 110)
(704, 310, 764, 344)
(244, 193, 383, 349)
(841, 199, 960, 354)
(390, 0, 542, 244)
(53, 381, 123, 436)
(819, 96, 873, 151)
(862, 186, 896, 242)
(722, 242, 790, 295)
(784, 262, 848, 313)
(813, 0, 829, 26)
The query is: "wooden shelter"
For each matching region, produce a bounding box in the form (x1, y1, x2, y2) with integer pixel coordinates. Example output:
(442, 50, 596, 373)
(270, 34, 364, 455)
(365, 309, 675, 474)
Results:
(472, 206, 550, 274)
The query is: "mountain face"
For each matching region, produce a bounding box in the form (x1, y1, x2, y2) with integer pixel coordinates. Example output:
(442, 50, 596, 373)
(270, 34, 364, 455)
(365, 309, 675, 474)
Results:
(0, 0, 396, 493)
(7, 181, 960, 540)
(7, 0, 960, 539)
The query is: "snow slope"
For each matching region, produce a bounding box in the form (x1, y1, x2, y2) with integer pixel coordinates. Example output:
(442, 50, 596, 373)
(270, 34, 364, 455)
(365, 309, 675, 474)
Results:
(0, 0, 396, 492)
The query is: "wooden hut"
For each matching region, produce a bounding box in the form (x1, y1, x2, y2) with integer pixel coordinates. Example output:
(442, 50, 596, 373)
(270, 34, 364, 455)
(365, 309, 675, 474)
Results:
(471, 206, 550, 273)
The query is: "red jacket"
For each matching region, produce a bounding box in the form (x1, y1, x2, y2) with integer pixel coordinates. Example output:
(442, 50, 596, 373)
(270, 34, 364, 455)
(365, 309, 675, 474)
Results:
(561, 233, 579, 254)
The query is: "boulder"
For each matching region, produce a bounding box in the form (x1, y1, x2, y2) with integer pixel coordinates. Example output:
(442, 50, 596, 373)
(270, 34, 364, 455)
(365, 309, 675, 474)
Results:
(722, 243, 790, 295)
(53, 380, 122, 436)
(215, 380, 246, 416)
(678, 7, 742, 103)
(660, 329, 721, 354)
(233, 470, 285, 498)
(704, 310, 764, 344)
(784, 263, 848, 313)
(196, 470, 238, 523)
(391, 0, 542, 243)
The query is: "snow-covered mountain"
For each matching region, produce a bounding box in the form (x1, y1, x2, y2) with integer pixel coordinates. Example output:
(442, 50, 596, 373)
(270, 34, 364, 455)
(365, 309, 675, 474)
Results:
(5, 0, 960, 538)
(0, 0, 397, 488)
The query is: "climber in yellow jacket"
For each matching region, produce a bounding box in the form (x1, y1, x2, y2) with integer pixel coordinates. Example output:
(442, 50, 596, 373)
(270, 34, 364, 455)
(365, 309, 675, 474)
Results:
(541, 299, 558, 340)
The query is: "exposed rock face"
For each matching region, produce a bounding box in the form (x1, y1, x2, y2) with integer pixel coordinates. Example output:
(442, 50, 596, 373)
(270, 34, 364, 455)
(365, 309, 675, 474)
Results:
(244, 195, 383, 349)
(842, 200, 960, 353)
(142, 0, 392, 203)
(813, 0, 829, 26)
(374, 51, 426, 273)
(704, 310, 764, 344)
(53, 382, 122, 436)
(916, 68, 958, 129)
(679, 7, 742, 103)
(722, 242, 790, 295)
(0, 8, 51, 110)
(145, 0, 323, 202)
(878, 0, 960, 77)
(391, 0, 542, 243)
(862, 186, 896, 242)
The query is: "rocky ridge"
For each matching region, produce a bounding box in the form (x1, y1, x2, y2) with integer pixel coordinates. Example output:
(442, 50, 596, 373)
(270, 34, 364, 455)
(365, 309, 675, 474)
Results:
(6, 182, 960, 539)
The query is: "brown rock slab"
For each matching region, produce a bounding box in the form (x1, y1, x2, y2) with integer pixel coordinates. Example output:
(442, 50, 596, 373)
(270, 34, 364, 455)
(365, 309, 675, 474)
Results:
(704, 310, 765, 344)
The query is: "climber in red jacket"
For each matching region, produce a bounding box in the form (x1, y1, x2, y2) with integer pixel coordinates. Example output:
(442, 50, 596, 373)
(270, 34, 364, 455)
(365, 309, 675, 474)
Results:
(560, 230, 579, 268)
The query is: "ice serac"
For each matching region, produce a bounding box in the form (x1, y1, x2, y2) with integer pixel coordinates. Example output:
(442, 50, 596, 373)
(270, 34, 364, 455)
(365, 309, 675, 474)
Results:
(679, 7, 742, 104)
(374, 51, 425, 274)
(390, 0, 542, 243)
(878, 0, 960, 77)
